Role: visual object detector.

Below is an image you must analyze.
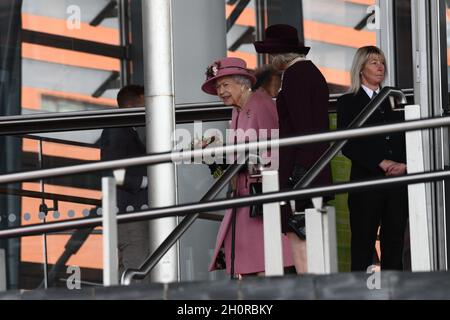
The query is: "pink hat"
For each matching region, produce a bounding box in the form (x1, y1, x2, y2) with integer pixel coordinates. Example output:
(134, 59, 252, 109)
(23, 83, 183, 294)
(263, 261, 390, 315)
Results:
(201, 57, 256, 95)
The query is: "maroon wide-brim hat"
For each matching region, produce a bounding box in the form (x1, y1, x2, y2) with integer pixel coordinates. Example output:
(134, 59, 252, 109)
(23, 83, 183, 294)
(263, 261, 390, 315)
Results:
(254, 24, 310, 55)
(201, 57, 256, 96)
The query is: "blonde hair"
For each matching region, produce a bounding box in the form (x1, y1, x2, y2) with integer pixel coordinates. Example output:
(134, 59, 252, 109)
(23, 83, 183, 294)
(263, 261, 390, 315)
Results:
(350, 46, 387, 94)
(272, 53, 306, 70)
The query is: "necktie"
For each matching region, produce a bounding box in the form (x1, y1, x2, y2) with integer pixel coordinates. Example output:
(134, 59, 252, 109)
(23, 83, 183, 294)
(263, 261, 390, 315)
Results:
(372, 91, 378, 99)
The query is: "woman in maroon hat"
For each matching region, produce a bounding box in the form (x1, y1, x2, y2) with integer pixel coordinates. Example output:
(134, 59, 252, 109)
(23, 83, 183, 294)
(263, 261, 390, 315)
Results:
(254, 24, 332, 274)
(203, 57, 294, 277)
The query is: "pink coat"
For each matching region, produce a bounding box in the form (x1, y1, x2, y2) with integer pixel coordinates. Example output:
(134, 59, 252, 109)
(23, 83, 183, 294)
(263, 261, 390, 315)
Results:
(209, 89, 294, 275)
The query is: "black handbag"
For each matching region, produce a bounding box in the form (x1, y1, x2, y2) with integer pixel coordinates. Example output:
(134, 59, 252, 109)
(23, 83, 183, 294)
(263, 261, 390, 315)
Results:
(287, 213, 306, 240)
(287, 164, 309, 238)
(288, 165, 313, 212)
(249, 182, 263, 218)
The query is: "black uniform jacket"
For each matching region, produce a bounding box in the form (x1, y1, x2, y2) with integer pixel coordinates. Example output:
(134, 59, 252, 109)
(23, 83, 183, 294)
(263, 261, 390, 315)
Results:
(336, 87, 406, 181)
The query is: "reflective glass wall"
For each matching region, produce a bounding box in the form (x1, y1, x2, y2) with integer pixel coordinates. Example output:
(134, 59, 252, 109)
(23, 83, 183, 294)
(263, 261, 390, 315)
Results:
(226, 0, 378, 94)
(21, 0, 122, 114)
(0, 0, 125, 289)
(0, 0, 420, 292)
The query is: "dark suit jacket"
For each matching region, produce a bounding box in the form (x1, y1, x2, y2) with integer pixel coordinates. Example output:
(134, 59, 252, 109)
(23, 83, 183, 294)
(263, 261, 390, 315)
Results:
(277, 60, 332, 189)
(100, 127, 148, 212)
(277, 61, 332, 231)
(336, 88, 406, 180)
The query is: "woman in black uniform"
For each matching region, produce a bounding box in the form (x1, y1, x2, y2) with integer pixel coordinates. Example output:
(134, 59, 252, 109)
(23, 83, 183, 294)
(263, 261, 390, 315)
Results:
(337, 46, 408, 271)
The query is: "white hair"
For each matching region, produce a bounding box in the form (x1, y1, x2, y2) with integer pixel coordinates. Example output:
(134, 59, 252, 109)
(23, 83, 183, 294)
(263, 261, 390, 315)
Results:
(272, 53, 306, 70)
(231, 75, 252, 89)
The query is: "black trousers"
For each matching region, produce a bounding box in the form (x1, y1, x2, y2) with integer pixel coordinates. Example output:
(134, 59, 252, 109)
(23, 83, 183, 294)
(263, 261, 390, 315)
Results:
(348, 185, 408, 271)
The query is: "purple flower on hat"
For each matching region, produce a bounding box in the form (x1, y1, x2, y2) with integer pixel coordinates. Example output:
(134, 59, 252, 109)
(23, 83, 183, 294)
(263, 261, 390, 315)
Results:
(206, 61, 220, 79)
(201, 57, 257, 95)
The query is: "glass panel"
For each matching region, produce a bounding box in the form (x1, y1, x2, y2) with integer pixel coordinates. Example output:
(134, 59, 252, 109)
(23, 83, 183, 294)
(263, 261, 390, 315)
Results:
(22, 0, 120, 45)
(0, 121, 231, 289)
(176, 121, 229, 282)
(0, 125, 105, 288)
(225, 0, 378, 94)
(0, 180, 102, 289)
(21, 0, 122, 116)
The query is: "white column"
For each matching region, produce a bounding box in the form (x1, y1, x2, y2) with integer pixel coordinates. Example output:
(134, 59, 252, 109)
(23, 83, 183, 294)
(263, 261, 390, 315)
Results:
(142, 0, 178, 283)
(377, 0, 396, 87)
(306, 197, 338, 274)
(405, 105, 432, 271)
(102, 177, 119, 286)
(306, 207, 325, 274)
(261, 171, 284, 276)
(323, 206, 338, 274)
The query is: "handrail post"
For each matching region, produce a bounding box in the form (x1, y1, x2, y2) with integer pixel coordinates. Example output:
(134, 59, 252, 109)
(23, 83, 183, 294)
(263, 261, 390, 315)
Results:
(102, 177, 119, 286)
(404, 105, 432, 271)
(306, 199, 338, 274)
(261, 170, 284, 276)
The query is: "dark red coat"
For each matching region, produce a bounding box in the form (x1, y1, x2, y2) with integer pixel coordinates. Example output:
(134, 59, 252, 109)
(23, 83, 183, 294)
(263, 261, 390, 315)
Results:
(277, 60, 332, 232)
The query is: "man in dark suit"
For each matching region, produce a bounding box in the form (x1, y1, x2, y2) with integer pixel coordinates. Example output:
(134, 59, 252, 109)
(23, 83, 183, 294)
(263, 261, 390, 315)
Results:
(100, 85, 150, 277)
(254, 24, 332, 273)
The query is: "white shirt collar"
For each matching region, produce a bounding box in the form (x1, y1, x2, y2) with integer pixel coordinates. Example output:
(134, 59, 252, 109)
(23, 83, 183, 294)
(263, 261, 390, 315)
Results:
(280, 57, 307, 86)
(285, 56, 307, 70)
(361, 84, 380, 99)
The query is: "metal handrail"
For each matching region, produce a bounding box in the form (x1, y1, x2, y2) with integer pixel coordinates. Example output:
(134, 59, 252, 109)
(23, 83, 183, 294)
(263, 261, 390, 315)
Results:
(0, 103, 231, 136)
(1, 89, 414, 137)
(121, 157, 249, 284)
(0, 186, 101, 206)
(1, 114, 449, 186)
(22, 134, 100, 149)
(1, 167, 450, 240)
(0, 185, 221, 221)
(294, 86, 407, 189)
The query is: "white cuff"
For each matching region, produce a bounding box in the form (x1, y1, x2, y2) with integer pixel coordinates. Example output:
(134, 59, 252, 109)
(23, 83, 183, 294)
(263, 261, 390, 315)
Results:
(141, 176, 148, 189)
(113, 169, 125, 186)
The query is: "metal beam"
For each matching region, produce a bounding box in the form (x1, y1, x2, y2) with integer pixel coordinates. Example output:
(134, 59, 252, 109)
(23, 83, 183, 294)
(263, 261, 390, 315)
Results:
(22, 29, 127, 60)
(142, 0, 178, 284)
(227, 0, 252, 32)
(90, 0, 118, 27)
(0, 104, 232, 136)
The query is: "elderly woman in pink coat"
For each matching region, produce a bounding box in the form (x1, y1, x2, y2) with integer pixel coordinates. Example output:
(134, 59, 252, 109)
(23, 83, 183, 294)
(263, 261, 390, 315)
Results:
(202, 57, 294, 277)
